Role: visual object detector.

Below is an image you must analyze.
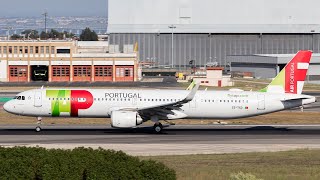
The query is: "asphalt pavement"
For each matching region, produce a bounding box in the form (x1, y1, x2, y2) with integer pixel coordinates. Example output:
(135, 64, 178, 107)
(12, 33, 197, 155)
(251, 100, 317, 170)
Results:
(0, 125, 320, 155)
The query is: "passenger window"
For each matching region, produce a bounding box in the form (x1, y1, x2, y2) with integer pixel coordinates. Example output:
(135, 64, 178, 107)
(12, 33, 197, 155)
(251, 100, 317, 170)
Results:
(17, 96, 21, 100)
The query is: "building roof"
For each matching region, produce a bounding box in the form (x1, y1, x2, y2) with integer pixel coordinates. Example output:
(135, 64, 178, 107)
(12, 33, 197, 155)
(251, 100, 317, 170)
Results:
(228, 53, 320, 64)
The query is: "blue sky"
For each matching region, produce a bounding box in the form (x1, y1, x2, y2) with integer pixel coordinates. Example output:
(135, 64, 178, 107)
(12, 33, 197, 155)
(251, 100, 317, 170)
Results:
(0, 0, 107, 17)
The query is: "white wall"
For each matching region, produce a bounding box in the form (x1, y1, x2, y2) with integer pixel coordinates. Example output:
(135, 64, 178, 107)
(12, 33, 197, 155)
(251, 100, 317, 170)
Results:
(108, 0, 320, 33)
(0, 60, 7, 82)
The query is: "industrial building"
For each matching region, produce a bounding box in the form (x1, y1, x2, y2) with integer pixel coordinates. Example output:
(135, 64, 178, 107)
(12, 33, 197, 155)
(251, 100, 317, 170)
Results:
(107, 0, 320, 81)
(0, 41, 138, 82)
(228, 53, 320, 81)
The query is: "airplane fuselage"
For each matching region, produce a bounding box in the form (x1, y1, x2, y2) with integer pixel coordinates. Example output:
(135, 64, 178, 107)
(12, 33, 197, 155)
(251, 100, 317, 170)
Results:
(4, 89, 316, 120)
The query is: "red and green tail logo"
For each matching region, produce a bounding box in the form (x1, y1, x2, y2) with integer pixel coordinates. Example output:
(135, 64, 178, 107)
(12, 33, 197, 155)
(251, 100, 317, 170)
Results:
(260, 50, 312, 94)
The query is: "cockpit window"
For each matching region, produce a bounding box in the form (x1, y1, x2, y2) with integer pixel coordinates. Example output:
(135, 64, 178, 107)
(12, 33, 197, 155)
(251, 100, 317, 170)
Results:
(15, 96, 25, 100)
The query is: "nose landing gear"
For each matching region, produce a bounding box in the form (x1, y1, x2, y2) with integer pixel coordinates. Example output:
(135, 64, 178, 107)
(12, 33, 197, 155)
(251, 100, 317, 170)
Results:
(35, 117, 42, 132)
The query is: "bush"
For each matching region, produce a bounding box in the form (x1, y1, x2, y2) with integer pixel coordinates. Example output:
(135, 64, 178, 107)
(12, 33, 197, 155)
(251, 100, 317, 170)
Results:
(230, 171, 263, 180)
(0, 147, 176, 180)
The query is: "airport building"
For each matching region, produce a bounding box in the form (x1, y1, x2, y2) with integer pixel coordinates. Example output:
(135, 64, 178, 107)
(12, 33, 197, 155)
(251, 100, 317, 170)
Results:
(108, 0, 320, 81)
(0, 41, 138, 82)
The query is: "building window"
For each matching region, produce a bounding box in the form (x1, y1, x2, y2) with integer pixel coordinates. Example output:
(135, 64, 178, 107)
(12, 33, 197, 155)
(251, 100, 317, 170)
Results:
(51, 47, 55, 54)
(24, 46, 28, 54)
(10, 67, 27, 77)
(74, 66, 91, 77)
(125, 69, 131, 77)
(30, 47, 33, 54)
(19, 46, 23, 54)
(41, 46, 44, 53)
(3, 46, 7, 53)
(53, 66, 70, 77)
(14, 46, 18, 54)
(57, 49, 70, 54)
(95, 66, 112, 77)
(116, 66, 133, 77)
(46, 46, 49, 54)
(8, 46, 12, 53)
(35, 46, 39, 53)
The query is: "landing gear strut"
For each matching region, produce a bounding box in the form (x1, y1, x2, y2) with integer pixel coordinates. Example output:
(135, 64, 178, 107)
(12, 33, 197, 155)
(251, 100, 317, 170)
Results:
(36, 117, 42, 132)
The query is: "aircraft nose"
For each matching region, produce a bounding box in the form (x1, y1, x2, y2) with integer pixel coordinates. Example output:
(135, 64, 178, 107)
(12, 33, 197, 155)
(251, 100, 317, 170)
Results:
(3, 101, 11, 113)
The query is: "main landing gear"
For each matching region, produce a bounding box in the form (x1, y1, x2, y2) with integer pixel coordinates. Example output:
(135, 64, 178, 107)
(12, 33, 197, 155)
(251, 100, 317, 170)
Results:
(35, 117, 42, 132)
(151, 116, 163, 134)
(153, 123, 163, 134)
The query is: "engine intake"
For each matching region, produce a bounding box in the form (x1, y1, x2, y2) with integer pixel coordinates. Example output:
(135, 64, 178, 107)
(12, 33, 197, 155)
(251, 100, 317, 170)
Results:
(111, 111, 143, 128)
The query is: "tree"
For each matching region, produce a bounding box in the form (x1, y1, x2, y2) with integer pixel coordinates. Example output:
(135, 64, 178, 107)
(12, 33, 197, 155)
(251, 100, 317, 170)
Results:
(40, 31, 49, 40)
(80, 27, 98, 41)
(10, 34, 22, 40)
(21, 29, 39, 39)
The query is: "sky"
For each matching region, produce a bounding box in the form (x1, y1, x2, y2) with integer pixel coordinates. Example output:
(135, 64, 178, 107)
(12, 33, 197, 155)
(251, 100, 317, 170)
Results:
(0, 0, 107, 17)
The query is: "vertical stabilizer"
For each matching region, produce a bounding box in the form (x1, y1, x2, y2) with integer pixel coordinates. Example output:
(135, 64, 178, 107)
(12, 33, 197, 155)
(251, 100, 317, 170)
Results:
(259, 50, 312, 94)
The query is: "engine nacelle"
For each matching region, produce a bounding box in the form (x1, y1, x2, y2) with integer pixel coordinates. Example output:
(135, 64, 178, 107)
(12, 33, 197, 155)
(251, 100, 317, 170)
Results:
(111, 111, 143, 128)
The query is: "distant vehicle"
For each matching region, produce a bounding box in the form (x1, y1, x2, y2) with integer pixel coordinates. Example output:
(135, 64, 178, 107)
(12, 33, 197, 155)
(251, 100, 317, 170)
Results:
(205, 62, 218, 67)
(3, 51, 316, 133)
(33, 70, 47, 80)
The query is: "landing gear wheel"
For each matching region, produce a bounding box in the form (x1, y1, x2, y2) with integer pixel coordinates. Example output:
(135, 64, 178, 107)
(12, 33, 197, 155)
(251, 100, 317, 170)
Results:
(36, 117, 42, 133)
(153, 123, 163, 134)
(35, 126, 41, 132)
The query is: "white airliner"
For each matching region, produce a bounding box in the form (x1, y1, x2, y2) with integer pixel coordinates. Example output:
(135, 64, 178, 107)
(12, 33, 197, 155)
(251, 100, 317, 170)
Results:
(3, 50, 316, 133)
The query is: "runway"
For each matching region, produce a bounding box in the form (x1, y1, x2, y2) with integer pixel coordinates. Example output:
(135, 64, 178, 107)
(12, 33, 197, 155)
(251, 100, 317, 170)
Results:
(1, 125, 320, 156)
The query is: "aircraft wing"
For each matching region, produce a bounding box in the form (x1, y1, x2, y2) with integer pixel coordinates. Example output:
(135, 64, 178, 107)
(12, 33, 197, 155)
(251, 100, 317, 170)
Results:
(119, 82, 200, 120)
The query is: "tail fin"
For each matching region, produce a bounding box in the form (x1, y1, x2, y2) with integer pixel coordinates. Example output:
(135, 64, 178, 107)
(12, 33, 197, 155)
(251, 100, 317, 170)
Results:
(259, 50, 312, 94)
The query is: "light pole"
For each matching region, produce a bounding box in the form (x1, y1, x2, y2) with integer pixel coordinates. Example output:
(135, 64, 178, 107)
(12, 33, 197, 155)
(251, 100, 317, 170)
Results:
(168, 25, 176, 68)
(6, 27, 12, 40)
(42, 10, 48, 33)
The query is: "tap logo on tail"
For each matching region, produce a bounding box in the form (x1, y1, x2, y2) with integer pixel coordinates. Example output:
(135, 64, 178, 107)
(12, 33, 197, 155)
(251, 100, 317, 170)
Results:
(260, 50, 312, 94)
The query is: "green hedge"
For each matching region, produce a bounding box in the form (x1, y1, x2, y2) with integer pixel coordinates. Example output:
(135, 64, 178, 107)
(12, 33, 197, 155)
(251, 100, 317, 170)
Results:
(0, 147, 176, 180)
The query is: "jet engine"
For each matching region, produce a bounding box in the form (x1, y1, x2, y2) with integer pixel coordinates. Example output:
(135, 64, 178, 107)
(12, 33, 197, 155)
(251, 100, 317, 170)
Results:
(111, 111, 143, 128)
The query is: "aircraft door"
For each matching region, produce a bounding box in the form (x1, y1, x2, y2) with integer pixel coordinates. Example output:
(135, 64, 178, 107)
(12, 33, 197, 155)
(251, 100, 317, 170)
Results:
(257, 94, 265, 110)
(34, 91, 42, 107)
